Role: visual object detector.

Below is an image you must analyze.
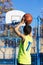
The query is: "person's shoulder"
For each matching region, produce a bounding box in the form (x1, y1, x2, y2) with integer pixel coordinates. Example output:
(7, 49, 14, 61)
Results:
(30, 36, 33, 42)
(26, 35, 33, 42)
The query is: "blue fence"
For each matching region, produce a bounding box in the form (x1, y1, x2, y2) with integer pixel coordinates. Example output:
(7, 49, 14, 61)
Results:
(0, 37, 43, 65)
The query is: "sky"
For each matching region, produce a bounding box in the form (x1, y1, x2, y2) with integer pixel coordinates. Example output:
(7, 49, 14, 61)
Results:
(12, 0, 43, 27)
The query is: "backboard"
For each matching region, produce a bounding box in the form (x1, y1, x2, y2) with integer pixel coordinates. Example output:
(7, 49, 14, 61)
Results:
(6, 10, 25, 24)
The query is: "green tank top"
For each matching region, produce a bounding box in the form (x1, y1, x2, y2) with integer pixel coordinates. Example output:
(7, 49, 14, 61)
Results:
(18, 35, 33, 64)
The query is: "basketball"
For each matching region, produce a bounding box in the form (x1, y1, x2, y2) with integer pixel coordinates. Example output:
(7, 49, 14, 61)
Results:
(23, 13, 33, 24)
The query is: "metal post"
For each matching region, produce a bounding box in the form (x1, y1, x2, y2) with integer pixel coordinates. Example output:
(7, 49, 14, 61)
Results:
(15, 38, 17, 65)
(36, 16, 40, 65)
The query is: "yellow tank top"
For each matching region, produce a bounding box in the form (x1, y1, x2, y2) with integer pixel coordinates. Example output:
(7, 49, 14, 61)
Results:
(18, 35, 33, 64)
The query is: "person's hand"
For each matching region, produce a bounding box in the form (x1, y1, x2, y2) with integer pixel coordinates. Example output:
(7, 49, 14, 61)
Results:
(21, 17, 25, 24)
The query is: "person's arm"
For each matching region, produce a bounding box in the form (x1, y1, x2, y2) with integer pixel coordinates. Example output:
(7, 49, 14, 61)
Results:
(15, 18, 25, 40)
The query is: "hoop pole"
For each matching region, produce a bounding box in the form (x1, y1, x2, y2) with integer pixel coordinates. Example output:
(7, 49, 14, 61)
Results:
(36, 16, 40, 65)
